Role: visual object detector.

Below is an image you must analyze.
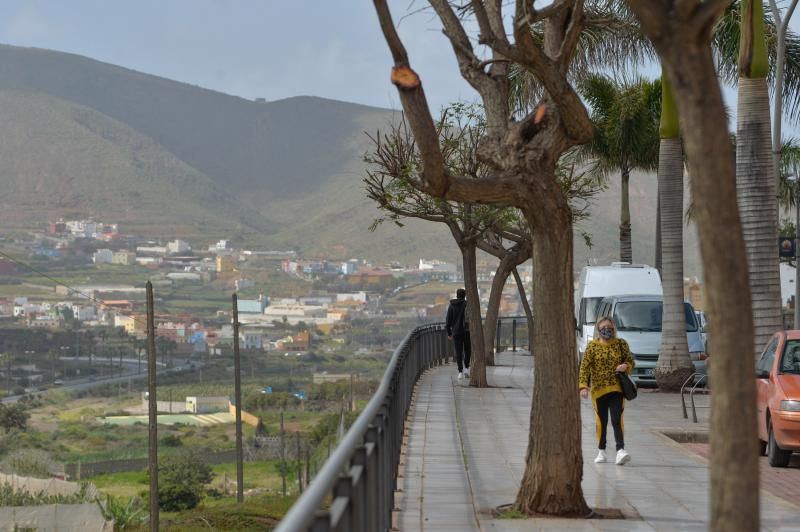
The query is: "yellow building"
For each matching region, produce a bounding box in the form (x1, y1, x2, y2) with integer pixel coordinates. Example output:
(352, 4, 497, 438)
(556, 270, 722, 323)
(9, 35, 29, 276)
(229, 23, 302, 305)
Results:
(216, 255, 236, 273)
(112, 251, 136, 266)
(114, 314, 146, 335)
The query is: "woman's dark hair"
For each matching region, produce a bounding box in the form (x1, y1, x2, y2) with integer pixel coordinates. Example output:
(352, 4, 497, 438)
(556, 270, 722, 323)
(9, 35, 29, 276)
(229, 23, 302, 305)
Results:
(456, 288, 466, 299)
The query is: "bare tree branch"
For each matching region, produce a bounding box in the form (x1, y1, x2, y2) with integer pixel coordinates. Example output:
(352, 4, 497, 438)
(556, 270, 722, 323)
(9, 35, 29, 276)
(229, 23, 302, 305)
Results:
(373, 0, 448, 195)
(557, 1, 586, 73)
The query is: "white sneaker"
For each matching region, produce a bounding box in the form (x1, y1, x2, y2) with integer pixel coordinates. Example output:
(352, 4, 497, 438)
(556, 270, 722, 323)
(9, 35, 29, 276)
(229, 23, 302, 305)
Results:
(615, 449, 631, 466)
(464, 367, 470, 377)
(594, 450, 607, 463)
(457, 372, 464, 380)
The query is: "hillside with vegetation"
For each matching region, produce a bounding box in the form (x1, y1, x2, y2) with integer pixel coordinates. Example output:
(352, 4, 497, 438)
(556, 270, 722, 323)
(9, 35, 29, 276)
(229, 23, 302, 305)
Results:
(0, 44, 699, 271)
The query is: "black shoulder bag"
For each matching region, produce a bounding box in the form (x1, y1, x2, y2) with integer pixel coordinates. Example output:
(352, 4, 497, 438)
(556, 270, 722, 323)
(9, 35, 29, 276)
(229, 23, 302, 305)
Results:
(615, 342, 637, 401)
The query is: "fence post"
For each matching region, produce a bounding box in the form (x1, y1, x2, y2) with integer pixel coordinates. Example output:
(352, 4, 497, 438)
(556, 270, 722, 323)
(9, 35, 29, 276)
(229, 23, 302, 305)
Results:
(305, 443, 310, 487)
(145, 281, 159, 532)
(232, 294, 244, 504)
(297, 433, 303, 494)
(512, 319, 517, 352)
(496, 319, 502, 354)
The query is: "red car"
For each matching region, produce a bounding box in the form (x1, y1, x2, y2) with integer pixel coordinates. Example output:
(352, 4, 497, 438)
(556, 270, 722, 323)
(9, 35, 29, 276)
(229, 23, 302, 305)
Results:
(756, 331, 800, 467)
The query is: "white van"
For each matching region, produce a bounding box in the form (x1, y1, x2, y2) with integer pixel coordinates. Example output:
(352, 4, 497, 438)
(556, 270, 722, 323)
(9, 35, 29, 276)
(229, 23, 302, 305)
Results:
(575, 263, 662, 358)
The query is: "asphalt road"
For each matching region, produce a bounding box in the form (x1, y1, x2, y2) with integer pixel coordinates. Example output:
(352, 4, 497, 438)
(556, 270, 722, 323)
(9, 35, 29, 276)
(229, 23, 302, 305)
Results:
(2, 357, 202, 404)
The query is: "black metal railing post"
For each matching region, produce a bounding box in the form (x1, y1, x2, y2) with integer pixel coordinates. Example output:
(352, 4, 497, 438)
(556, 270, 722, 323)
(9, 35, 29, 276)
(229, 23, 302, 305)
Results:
(351, 447, 367, 532)
(512, 318, 517, 352)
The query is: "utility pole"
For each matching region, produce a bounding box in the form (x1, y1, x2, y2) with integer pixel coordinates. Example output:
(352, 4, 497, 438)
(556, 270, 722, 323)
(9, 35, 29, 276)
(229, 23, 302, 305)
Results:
(232, 294, 244, 504)
(146, 282, 159, 532)
(280, 411, 287, 497)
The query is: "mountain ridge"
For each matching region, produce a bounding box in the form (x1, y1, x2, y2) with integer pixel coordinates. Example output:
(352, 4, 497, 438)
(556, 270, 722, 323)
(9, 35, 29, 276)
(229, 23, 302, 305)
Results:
(0, 43, 700, 273)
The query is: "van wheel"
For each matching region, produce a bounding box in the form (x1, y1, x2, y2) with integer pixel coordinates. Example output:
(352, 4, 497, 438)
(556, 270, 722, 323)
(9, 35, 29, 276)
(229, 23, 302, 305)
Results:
(768, 423, 792, 467)
(758, 439, 767, 456)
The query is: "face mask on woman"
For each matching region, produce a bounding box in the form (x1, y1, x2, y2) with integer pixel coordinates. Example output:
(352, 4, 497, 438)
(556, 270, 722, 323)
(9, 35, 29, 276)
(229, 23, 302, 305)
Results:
(598, 327, 614, 340)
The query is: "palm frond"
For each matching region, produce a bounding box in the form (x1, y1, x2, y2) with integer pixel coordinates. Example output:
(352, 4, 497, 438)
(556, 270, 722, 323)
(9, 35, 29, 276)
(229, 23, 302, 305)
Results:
(713, 1, 800, 121)
(579, 74, 661, 174)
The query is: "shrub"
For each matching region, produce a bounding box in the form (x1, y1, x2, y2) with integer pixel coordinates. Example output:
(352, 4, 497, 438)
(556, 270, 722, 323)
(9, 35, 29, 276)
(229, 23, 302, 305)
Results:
(157, 449, 213, 511)
(160, 434, 183, 448)
(0, 404, 29, 433)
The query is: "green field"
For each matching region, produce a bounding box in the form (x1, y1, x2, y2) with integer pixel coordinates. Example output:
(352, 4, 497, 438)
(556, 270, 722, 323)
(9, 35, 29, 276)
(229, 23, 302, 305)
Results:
(89, 460, 287, 499)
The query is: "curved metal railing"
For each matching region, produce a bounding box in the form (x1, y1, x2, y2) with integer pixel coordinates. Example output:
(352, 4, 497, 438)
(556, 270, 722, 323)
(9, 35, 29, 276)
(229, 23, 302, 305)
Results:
(275, 322, 450, 532)
(495, 315, 531, 353)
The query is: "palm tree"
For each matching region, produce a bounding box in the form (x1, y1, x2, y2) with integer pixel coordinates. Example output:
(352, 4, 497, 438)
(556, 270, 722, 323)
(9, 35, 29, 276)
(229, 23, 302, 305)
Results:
(734, 0, 782, 355)
(578, 74, 660, 263)
(654, 74, 695, 391)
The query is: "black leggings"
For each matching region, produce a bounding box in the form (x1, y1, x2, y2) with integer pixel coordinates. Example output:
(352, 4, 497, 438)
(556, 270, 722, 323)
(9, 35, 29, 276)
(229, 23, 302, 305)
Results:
(453, 332, 471, 372)
(595, 392, 625, 451)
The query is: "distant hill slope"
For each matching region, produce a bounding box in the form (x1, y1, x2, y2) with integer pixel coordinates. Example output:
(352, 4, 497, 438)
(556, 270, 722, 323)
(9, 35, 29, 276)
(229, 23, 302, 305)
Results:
(0, 44, 700, 274)
(0, 89, 272, 239)
(0, 44, 389, 203)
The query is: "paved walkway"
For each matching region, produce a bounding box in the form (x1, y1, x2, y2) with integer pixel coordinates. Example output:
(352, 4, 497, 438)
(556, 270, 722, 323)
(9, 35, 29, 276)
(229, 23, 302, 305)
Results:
(395, 353, 800, 531)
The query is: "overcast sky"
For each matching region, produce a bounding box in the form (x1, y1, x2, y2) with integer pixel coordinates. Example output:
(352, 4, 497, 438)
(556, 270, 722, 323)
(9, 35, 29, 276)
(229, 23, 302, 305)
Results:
(0, 0, 799, 130)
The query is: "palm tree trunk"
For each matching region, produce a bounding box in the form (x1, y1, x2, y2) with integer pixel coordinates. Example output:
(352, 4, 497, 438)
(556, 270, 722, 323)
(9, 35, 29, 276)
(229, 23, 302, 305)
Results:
(462, 241, 487, 387)
(737, 77, 782, 355)
(655, 192, 662, 275)
(655, 138, 694, 390)
(738, 0, 782, 356)
(620, 169, 632, 263)
(655, 74, 694, 391)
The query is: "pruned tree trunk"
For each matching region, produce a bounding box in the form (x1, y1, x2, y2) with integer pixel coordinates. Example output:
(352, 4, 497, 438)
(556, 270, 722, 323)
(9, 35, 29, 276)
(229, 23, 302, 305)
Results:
(516, 219, 588, 516)
(373, 0, 593, 517)
(484, 258, 514, 367)
(737, 76, 782, 356)
(655, 136, 694, 391)
(513, 267, 534, 352)
(624, 3, 761, 529)
(482, 238, 533, 366)
(462, 240, 487, 387)
(620, 169, 632, 263)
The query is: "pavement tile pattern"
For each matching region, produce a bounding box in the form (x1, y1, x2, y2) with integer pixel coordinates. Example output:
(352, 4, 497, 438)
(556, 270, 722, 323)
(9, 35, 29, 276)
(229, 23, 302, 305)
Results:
(394, 352, 800, 531)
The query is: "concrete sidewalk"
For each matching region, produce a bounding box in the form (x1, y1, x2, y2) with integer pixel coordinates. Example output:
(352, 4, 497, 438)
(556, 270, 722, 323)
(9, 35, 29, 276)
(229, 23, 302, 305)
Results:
(395, 353, 800, 531)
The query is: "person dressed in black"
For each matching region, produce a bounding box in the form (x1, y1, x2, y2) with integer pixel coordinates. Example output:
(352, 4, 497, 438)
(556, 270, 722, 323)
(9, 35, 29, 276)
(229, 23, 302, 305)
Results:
(445, 288, 471, 380)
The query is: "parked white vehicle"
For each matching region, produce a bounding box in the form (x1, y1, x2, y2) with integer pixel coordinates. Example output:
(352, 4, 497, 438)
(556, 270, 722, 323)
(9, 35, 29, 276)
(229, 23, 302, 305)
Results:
(575, 263, 662, 358)
(594, 295, 708, 386)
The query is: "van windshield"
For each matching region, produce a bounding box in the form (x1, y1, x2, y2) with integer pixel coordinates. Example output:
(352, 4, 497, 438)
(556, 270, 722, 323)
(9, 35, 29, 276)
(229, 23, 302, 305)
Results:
(581, 297, 603, 326)
(613, 301, 698, 332)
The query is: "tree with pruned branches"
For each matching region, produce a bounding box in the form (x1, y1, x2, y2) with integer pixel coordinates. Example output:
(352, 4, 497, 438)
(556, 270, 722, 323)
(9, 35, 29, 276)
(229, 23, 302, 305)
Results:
(373, 0, 600, 515)
(365, 104, 517, 386)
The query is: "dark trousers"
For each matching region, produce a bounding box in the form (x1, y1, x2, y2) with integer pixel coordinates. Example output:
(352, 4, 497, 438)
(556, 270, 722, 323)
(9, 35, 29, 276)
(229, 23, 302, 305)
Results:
(453, 332, 471, 372)
(595, 392, 625, 451)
